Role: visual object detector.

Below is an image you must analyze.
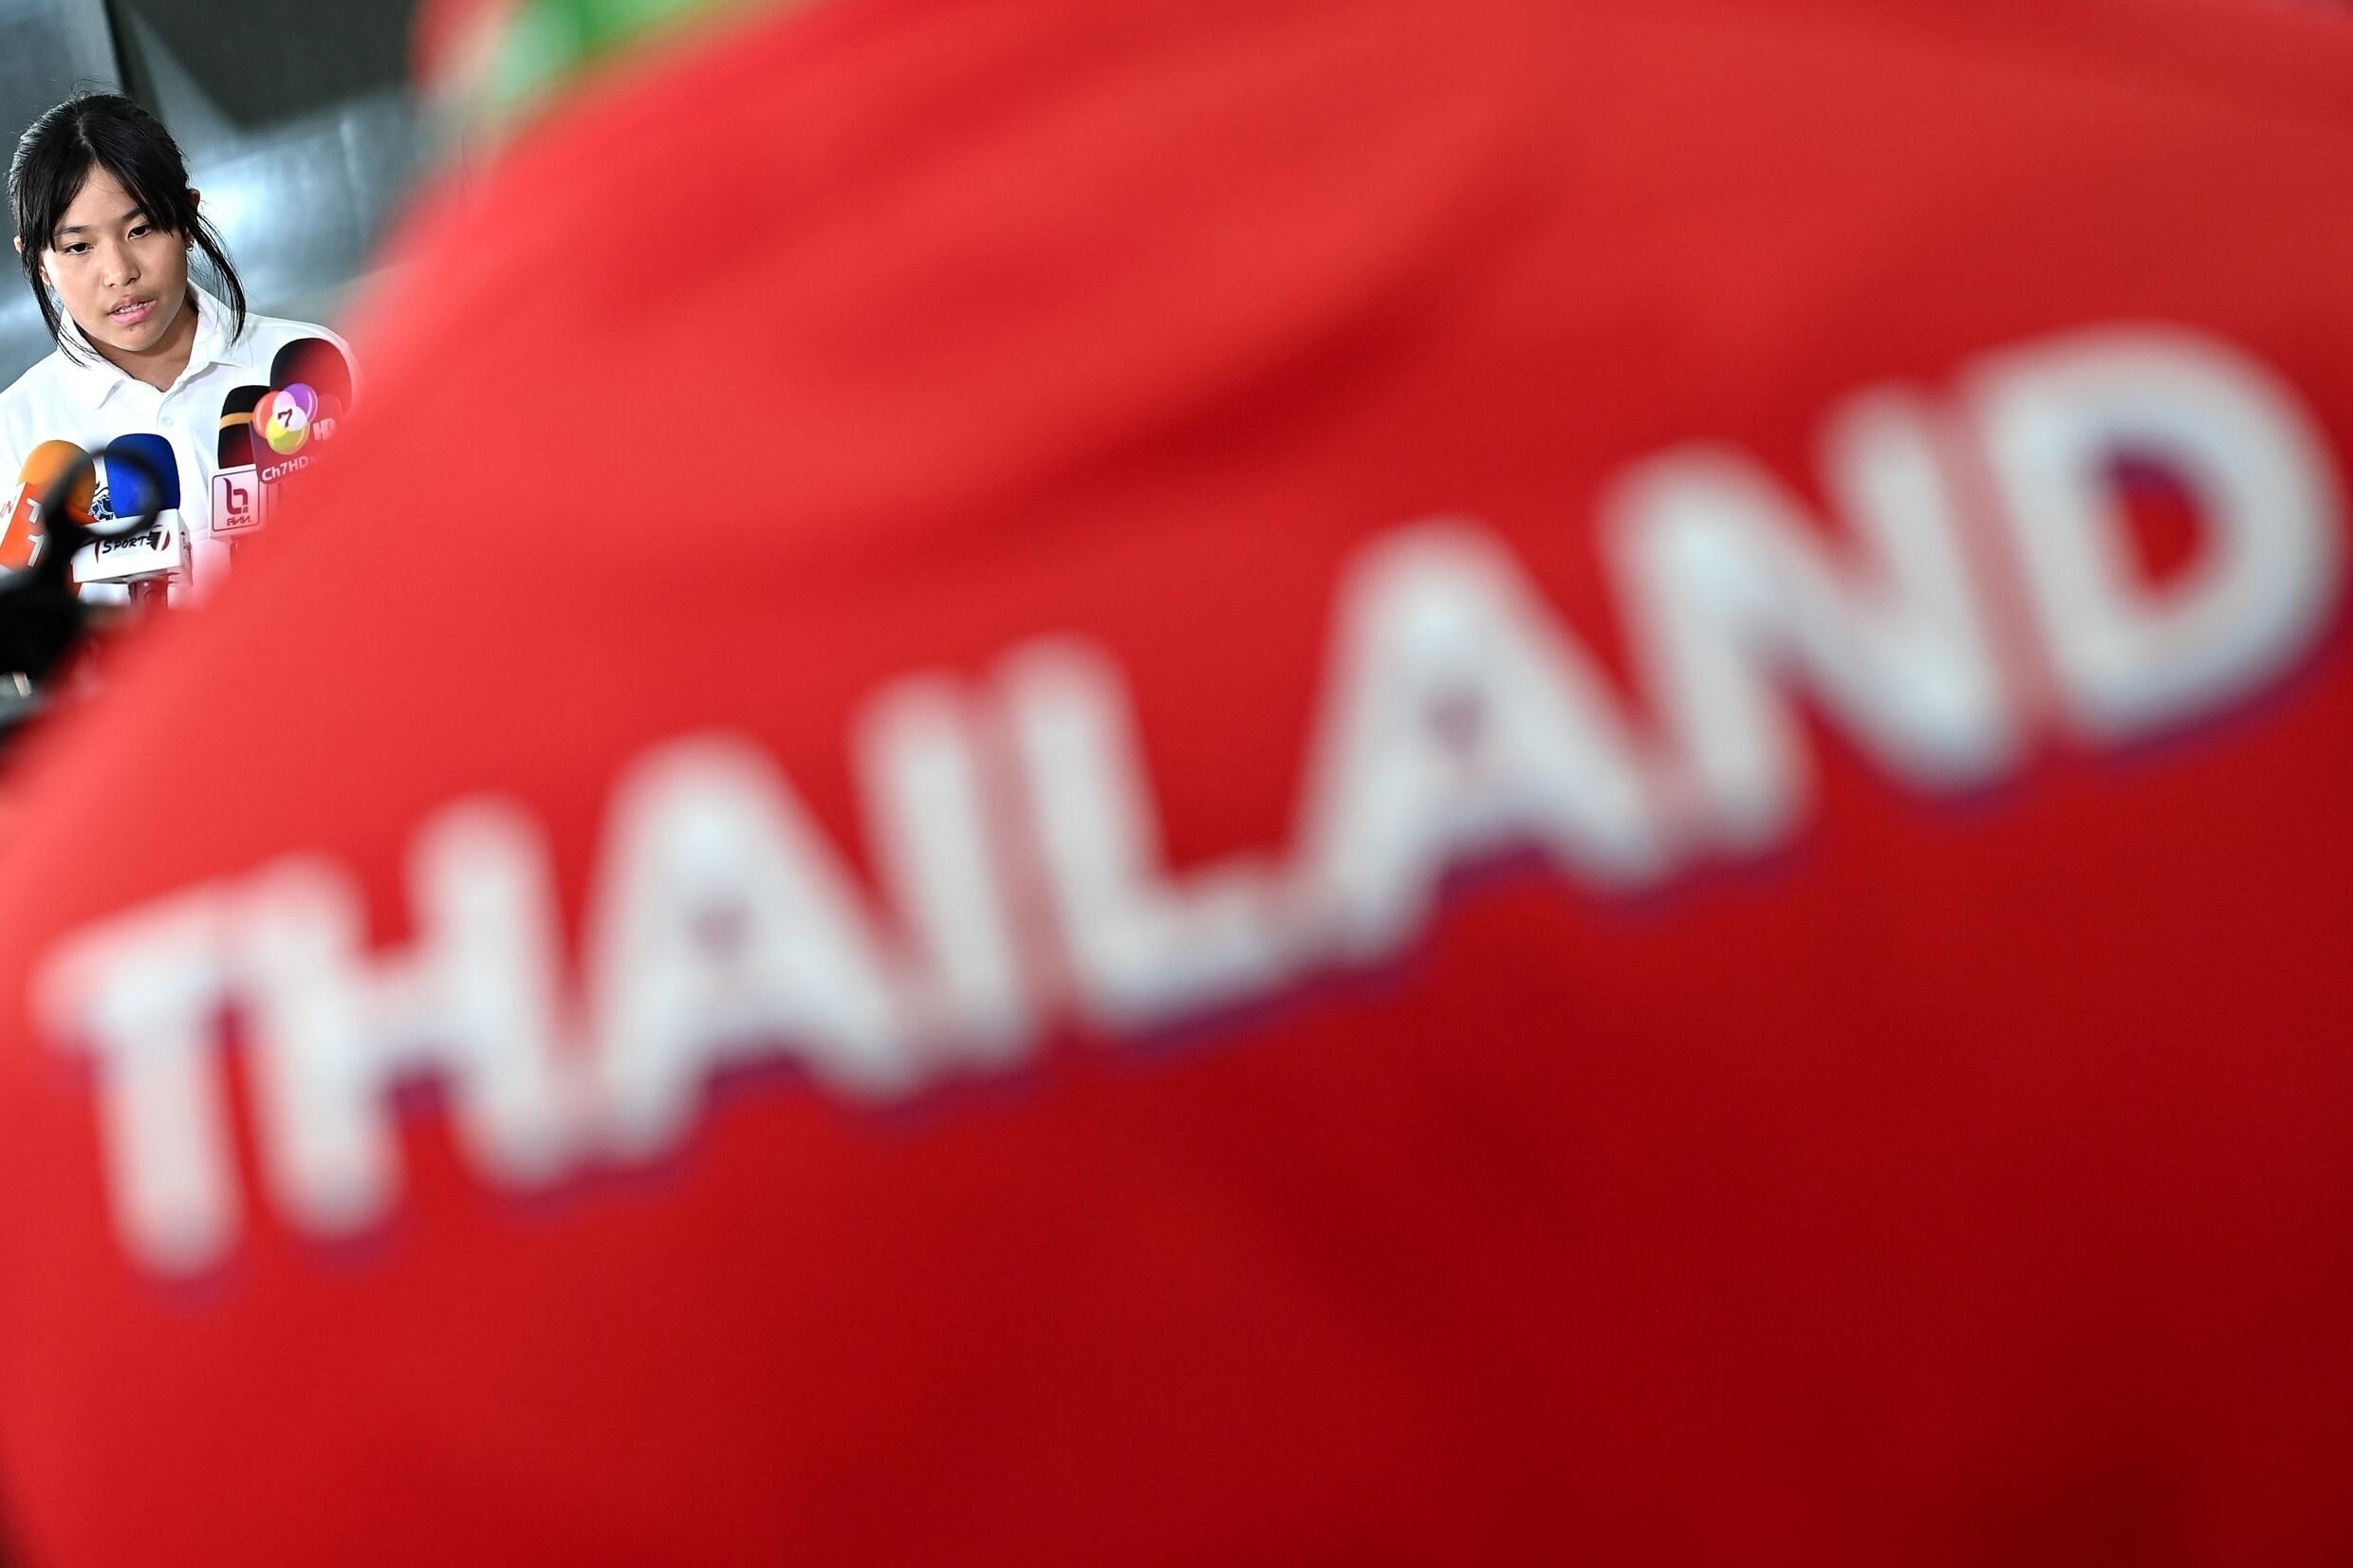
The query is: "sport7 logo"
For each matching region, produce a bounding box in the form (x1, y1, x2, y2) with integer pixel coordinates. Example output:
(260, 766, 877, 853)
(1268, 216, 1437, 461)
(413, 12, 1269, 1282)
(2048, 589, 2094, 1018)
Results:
(67, 494, 180, 584)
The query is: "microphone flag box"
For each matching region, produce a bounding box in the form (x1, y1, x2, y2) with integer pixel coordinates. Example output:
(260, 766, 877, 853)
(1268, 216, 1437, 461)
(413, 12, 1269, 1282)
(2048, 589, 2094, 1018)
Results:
(212, 467, 266, 535)
(70, 508, 183, 584)
(70, 438, 186, 584)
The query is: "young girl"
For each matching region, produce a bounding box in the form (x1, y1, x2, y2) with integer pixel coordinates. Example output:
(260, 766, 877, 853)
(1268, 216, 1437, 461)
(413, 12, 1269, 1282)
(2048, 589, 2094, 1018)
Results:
(2, 92, 354, 598)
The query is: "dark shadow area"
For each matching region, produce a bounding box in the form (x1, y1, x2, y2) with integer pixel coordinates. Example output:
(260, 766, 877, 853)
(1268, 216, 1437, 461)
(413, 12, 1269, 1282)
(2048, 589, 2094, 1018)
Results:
(111, 0, 419, 132)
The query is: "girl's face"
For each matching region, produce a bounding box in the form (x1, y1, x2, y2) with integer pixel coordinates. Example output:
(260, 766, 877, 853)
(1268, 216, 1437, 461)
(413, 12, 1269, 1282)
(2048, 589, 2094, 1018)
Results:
(40, 164, 193, 362)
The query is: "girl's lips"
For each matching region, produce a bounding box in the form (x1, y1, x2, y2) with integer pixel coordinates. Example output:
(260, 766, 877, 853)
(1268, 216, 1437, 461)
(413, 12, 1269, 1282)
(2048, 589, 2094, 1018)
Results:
(108, 299, 154, 328)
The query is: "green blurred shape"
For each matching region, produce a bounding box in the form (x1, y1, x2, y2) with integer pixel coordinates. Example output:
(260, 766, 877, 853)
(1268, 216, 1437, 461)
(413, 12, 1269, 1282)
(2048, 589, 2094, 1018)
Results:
(481, 0, 764, 128)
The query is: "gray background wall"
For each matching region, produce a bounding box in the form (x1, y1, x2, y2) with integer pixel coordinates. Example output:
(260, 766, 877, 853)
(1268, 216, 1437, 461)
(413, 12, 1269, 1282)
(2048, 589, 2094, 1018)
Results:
(0, 0, 424, 378)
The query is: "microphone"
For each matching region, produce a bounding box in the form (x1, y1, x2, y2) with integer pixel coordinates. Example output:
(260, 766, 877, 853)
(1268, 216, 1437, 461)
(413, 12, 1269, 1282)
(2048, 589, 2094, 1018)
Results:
(70, 433, 184, 595)
(0, 440, 93, 570)
(269, 336, 354, 415)
(260, 336, 353, 468)
(213, 385, 267, 544)
(0, 438, 159, 692)
(254, 336, 354, 527)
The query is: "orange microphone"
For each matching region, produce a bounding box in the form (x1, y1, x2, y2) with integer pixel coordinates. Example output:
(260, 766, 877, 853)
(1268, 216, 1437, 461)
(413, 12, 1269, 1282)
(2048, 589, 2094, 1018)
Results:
(0, 440, 93, 570)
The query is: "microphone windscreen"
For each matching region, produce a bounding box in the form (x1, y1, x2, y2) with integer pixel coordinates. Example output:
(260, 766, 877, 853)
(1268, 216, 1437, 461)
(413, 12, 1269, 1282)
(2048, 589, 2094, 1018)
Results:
(0, 440, 88, 569)
(104, 434, 181, 516)
(218, 385, 264, 468)
(269, 337, 353, 408)
(18, 439, 92, 519)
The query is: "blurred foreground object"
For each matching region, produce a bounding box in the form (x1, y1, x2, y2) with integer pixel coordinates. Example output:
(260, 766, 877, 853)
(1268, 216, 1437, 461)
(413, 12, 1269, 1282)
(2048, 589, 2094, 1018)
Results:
(0, 439, 173, 755)
(0, 0, 2350, 1562)
(416, 0, 772, 144)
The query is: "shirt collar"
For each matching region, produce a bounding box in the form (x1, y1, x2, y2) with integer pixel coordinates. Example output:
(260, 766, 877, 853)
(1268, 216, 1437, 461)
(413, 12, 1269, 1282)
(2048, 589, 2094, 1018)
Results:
(56, 284, 236, 411)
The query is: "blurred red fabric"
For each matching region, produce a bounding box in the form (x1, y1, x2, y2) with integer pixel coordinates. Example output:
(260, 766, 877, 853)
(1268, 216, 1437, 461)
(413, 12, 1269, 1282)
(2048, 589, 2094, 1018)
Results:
(0, 0, 2349, 1562)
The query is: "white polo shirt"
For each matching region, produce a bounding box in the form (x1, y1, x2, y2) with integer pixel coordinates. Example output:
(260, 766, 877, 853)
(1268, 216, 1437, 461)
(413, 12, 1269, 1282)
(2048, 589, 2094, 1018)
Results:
(0, 285, 353, 598)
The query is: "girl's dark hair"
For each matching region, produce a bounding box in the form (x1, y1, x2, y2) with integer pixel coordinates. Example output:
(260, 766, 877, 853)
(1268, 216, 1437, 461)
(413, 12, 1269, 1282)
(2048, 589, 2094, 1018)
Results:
(8, 92, 247, 362)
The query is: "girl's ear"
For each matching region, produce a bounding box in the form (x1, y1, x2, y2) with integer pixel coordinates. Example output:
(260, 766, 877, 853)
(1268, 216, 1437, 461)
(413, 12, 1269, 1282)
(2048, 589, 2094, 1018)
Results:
(17, 236, 53, 291)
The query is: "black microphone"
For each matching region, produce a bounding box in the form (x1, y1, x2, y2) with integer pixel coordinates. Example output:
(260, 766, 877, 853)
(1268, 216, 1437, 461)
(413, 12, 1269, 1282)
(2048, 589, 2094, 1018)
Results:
(254, 338, 351, 521)
(269, 336, 354, 413)
(262, 335, 355, 465)
(213, 384, 268, 558)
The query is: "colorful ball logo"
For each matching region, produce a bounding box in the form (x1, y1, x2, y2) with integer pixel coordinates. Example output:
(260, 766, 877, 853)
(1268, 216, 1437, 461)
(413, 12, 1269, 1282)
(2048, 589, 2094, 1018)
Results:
(254, 383, 319, 456)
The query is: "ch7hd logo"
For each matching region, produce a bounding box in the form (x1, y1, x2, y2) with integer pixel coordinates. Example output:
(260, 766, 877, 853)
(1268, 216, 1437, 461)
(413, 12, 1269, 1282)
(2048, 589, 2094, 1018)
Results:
(253, 384, 315, 456)
(254, 381, 341, 487)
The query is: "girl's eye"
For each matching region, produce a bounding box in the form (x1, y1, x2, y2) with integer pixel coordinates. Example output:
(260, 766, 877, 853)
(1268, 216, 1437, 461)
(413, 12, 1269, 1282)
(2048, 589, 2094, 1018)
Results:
(61, 243, 89, 256)
(127, 226, 150, 239)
